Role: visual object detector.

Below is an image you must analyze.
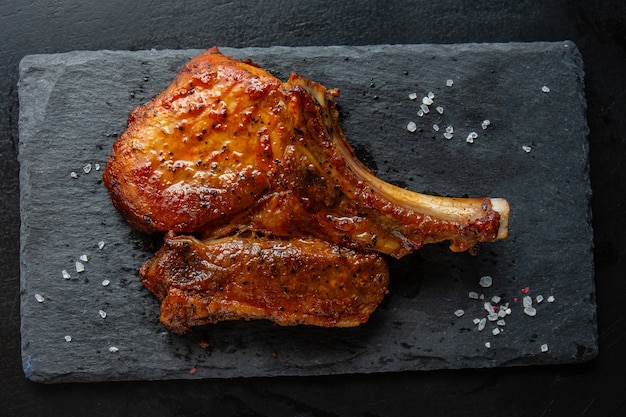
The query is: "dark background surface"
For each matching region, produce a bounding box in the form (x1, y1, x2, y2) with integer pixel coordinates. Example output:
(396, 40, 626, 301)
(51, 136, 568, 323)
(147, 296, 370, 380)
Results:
(1, 0, 624, 415)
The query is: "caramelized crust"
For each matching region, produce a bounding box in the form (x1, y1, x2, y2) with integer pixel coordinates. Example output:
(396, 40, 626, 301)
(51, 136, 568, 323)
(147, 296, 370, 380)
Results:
(140, 233, 389, 333)
(104, 47, 509, 257)
(104, 47, 510, 332)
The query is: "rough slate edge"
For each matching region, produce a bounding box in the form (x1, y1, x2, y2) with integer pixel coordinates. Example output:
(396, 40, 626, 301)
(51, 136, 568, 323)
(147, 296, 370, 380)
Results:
(17, 42, 596, 383)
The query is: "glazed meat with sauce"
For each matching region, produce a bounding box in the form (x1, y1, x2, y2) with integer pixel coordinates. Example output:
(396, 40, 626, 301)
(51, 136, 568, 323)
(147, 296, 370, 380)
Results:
(104, 47, 509, 333)
(140, 232, 389, 333)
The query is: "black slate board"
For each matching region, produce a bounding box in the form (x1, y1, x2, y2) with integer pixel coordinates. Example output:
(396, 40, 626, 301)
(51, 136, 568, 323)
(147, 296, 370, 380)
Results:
(19, 43, 596, 383)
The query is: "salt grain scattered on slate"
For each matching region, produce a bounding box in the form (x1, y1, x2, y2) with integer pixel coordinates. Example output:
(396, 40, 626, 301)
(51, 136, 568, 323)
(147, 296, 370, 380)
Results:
(407, 121, 417, 132)
(83, 163, 92, 174)
(548, 295, 556, 303)
(79, 254, 89, 262)
(466, 131, 478, 144)
(98, 241, 105, 250)
(485, 342, 491, 349)
(94, 163, 101, 171)
(75, 261, 85, 273)
(35, 293, 44, 303)
(479, 275, 493, 288)
(433, 124, 440, 132)
(446, 79, 454, 87)
(541, 343, 549, 352)
(454, 309, 465, 317)
(408, 92, 417, 100)
(522, 145, 532, 153)
(492, 328, 501, 336)
(523, 296, 533, 308)
(469, 291, 479, 299)
(102, 279, 110, 287)
(420, 103, 430, 114)
(62, 270, 71, 280)
(436, 106, 444, 114)
(108, 346, 119, 353)
(541, 85, 551, 93)
(99, 310, 107, 319)
(422, 96, 434, 106)
(478, 318, 487, 331)
(70, 171, 78, 179)
(64, 335, 72, 342)
(481, 119, 491, 129)
(524, 307, 537, 317)
(443, 132, 453, 140)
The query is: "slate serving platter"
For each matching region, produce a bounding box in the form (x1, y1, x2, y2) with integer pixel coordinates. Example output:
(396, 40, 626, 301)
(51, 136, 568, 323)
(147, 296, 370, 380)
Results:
(19, 43, 597, 383)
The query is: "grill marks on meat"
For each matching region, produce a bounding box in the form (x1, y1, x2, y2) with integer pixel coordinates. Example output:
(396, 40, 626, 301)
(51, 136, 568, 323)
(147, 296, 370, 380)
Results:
(104, 47, 510, 333)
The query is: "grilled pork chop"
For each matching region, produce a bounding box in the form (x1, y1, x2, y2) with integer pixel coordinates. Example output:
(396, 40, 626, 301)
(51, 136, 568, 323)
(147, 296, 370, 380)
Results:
(104, 47, 509, 333)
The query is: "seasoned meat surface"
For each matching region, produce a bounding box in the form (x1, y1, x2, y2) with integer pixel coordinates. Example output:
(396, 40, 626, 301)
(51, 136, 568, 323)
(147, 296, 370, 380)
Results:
(141, 232, 389, 333)
(104, 47, 510, 332)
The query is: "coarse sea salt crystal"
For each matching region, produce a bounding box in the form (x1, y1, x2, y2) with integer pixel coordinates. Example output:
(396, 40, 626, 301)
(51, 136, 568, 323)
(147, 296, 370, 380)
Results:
(435, 106, 444, 114)
(523, 296, 533, 308)
(479, 275, 493, 288)
(491, 295, 501, 304)
(541, 85, 551, 93)
(99, 309, 107, 319)
(541, 343, 549, 352)
(408, 92, 418, 100)
(420, 103, 430, 114)
(102, 279, 111, 287)
(484, 302, 494, 313)
(522, 145, 532, 153)
(427, 91, 435, 99)
(445, 125, 454, 134)
(94, 163, 101, 171)
(443, 132, 453, 140)
(80, 254, 89, 262)
(407, 121, 417, 132)
(454, 309, 465, 317)
(432, 124, 440, 132)
(468, 291, 479, 300)
(108, 346, 119, 353)
(422, 96, 434, 106)
(473, 318, 481, 325)
(83, 163, 92, 174)
(98, 241, 106, 250)
(446, 79, 454, 87)
(35, 293, 45, 303)
(70, 171, 79, 179)
(524, 306, 537, 316)
(488, 312, 499, 322)
(62, 269, 71, 280)
(536, 295, 544, 303)
(492, 328, 501, 336)
(477, 318, 487, 331)
(547, 295, 556, 303)
(75, 261, 85, 273)
(481, 119, 491, 130)
(497, 319, 506, 326)
(417, 109, 424, 117)
(485, 341, 491, 348)
(64, 335, 72, 342)
(466, 132, 478, 144)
